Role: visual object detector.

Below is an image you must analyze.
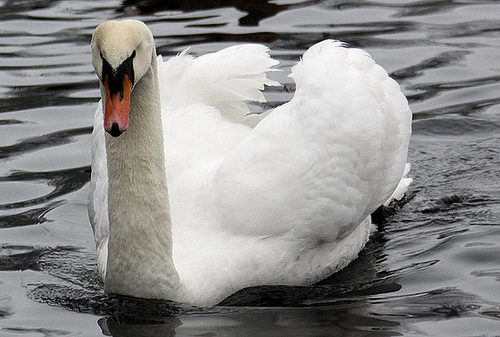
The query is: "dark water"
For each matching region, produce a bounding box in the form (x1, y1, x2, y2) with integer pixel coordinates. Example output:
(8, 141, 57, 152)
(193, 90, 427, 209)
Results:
(1, 0, 500, 336)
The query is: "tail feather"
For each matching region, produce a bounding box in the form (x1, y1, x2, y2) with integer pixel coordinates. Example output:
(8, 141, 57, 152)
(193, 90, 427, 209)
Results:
(384, 163, 412, 206)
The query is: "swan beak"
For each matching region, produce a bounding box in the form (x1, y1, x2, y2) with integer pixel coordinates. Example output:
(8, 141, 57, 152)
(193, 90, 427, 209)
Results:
(104, 74, 132, 137)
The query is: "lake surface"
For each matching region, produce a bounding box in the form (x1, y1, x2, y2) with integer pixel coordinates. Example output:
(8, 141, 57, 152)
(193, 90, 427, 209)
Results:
(1, 0, 500, 336)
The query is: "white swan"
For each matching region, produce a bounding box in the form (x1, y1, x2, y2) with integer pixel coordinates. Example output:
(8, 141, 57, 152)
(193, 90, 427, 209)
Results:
(88, 19, 412, 306)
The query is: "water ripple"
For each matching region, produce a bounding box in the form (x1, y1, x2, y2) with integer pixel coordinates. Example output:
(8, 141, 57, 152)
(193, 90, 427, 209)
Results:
(0, 166, 90, 210)
(0, 127, 91, 159)
(0, 202, 61, 228)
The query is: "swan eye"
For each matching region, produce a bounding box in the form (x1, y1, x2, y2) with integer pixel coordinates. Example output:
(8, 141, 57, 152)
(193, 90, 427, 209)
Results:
(100, 51, 104, 60)
(131, 50, 136, 59)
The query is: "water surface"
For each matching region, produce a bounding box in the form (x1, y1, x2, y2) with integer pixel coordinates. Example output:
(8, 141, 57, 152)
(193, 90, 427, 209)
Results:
(1, 0, 500, 336)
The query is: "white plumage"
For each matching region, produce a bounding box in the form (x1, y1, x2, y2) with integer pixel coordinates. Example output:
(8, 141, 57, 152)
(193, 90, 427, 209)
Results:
(88, 20, 411, 306)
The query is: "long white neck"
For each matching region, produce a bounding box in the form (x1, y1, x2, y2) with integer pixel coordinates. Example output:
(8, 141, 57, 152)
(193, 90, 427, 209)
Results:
(104, 52, 183, 300)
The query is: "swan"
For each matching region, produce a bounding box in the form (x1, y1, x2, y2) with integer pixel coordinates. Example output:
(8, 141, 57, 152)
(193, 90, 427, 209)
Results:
(88, 19, 412, 306)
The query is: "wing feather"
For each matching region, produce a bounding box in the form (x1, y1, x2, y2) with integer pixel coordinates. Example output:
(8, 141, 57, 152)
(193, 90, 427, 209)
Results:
(88, 103, 109, 278)
(158, 44, 279, 125)
(215, 40, 412, 243)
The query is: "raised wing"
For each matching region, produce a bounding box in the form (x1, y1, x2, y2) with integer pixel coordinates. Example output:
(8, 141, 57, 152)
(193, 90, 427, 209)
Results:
(157, 44, 280, 181)
(215, 40, 412, 242)
(158, 44, 279, 125)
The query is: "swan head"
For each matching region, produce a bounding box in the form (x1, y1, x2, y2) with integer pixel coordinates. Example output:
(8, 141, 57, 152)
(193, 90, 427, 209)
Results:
(91, 20, 155, 137)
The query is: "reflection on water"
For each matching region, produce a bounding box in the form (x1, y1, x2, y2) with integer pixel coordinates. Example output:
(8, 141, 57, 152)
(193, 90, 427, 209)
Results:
(99, 317, 181, 337)
(0, 0, 500, 336)
(120, 0, 289, 26)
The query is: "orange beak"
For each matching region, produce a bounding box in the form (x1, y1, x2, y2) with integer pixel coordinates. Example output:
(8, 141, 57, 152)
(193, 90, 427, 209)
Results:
(104, 74, 132, 137)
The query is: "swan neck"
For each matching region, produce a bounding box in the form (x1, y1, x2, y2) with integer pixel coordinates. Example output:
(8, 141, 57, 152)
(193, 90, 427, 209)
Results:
(104, 53, 183, 300)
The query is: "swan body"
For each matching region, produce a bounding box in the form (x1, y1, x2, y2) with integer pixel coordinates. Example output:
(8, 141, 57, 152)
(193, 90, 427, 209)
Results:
(89, 20, 412, 306)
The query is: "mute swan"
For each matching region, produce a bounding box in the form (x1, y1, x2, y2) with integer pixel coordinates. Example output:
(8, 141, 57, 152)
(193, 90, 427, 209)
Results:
(88, 19, 412, 306)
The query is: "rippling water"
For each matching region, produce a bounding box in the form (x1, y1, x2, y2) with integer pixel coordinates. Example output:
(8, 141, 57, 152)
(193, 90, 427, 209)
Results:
(1, 0, 499, 336)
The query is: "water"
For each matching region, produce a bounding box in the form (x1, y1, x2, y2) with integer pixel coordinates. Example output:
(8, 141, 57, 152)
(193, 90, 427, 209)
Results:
(1, 0, 499, 335)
